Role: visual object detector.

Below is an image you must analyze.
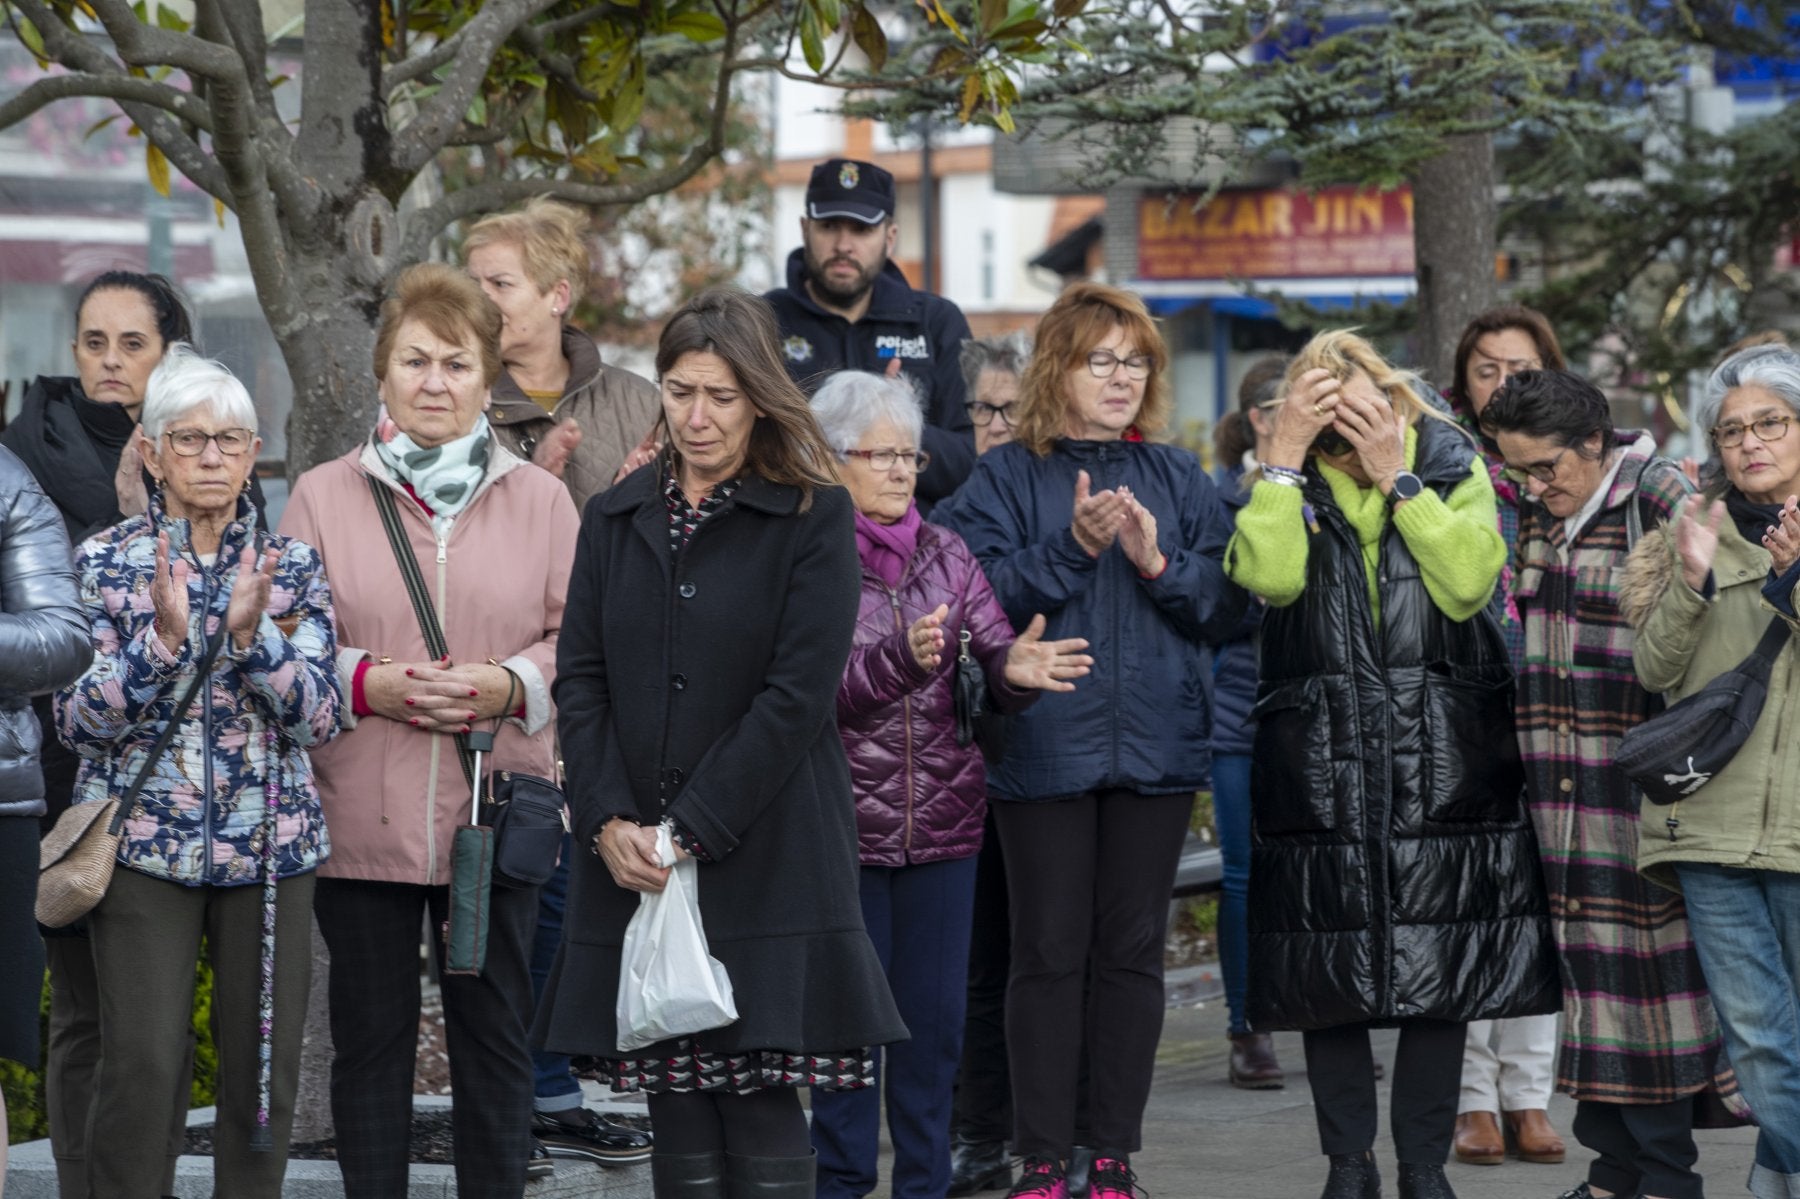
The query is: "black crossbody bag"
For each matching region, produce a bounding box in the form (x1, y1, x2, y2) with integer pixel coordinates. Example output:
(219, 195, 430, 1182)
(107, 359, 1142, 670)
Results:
(368, 476, 565, 887)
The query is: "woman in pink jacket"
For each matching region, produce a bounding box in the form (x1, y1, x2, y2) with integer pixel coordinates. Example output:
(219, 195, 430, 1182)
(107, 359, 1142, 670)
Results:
(279, 263, 580, 1199)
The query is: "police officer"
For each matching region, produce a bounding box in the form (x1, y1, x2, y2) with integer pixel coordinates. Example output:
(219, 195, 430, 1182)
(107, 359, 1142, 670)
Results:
(766, 157, 976, 503)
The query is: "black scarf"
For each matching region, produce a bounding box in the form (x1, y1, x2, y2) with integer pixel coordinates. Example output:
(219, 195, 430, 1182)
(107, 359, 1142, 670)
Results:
(1724, 487, 1783, 552)
(0, 376, 130, 543)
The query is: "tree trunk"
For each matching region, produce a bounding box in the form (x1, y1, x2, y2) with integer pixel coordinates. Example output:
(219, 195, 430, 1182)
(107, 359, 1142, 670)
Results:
(1409, 132, 1498, 390)
(278, 299, 383, 480)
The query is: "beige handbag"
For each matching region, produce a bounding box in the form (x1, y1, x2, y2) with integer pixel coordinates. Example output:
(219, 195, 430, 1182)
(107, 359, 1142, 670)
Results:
(36, 798, 125, 927)
(37, 630, 226, 927)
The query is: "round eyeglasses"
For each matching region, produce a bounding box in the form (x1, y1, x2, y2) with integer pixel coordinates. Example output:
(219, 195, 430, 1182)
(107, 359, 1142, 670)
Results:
(966, 401, 1017, 428)
(1086, 350, 1151, 380)
(842, 448, 932, 473)
(1711, 414, 1794, 449)
(164, 428, 255, 457)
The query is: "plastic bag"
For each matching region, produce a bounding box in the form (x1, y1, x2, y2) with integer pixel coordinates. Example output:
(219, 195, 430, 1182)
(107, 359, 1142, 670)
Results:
(616, 823, 739, 1051)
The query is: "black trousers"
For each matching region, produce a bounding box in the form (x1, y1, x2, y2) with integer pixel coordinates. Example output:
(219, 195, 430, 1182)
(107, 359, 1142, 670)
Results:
(315, 876, 538, 1199)
(952, 808, 1012, 1144)
(1302, 1019, 1464, 1163)
(995, 789, 1192, 1158)
(1573, 1098, 1702, 1199)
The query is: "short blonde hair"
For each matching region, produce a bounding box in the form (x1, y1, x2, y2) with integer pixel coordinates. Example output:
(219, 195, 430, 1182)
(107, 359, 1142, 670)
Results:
(1284, 329, 1462, 436)
(1013, 282, 1171, 457)
(373, 263, 503, 388)
(463, 197, 591, 305)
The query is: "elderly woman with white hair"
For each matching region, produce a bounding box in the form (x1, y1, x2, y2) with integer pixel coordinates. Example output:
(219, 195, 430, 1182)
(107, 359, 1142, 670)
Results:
(806, 369, 1091, 1199)
(56, 344, 341, 1199)
(1621, 343, 1800, 1199)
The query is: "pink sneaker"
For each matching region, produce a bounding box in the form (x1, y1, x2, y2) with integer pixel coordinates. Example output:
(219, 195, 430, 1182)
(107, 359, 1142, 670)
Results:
(1006, 1157, 1069, 1199)
(1088, 1156, 1143, 1199)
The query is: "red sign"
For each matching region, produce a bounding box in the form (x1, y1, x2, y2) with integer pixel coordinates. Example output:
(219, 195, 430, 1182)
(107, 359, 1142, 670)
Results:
(1137, 187, 1415, 281)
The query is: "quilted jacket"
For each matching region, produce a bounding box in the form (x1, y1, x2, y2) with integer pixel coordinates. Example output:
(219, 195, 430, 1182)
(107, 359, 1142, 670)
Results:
(838, 521, 1036, 866)
(56, 493, 342, 886)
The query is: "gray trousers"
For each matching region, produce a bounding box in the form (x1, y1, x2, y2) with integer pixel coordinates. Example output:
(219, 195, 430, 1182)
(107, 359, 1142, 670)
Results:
(43, 935, 192, 1198)
(86, 867, 315, 1199)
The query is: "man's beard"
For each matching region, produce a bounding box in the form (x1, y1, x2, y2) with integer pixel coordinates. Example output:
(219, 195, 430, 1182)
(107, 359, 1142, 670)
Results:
(804, 247, 882, 308)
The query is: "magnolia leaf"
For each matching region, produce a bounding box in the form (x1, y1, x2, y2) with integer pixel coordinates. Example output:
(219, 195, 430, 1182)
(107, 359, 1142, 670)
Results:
(814, 0, 843, 31)
(928, 45, 965, 76)
(154, 3, 188, 31)
(145, 143, 171, 197)
(16, 17, 47, 65)
(665, 10, 727, 41)
(799, 6, 826, 73)
(932, 0, 964, 41)
(958, 72, 981, 123)
(979, 0, 1006, 35)
(850, 6, 887, 70)
(213, 197, 227, 227)
(380, 0, 396, 50)
(611, 56, 646, 132)
(1051, 0, 1085, 19)
(82, 114, 122, 141)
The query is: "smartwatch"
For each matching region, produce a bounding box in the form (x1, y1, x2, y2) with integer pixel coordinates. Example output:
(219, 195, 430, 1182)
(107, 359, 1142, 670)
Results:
(1388, 470, 1424, 504)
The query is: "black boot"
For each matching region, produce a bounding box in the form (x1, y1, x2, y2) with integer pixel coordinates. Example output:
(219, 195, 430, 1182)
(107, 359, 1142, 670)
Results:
(652, 1150, 726, 1198)
(1067, 1146, 1097, 1198)
(724, 1150, 815, 1198)
(948, 1135, 1014, 1197)
(1396, 1162, 1456, 1199)
(1320, 1152, 1382, 1199)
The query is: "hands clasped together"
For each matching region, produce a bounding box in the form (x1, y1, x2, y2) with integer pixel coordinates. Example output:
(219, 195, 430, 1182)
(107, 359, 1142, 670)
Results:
(360, 657, 518, 735)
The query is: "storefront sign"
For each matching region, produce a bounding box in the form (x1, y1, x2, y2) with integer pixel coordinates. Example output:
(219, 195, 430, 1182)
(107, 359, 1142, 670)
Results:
(1137, 187, 1414, 280)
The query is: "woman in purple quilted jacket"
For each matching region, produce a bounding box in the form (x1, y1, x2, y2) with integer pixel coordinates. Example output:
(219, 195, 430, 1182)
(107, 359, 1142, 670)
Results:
(807, 370, 1092, 1199)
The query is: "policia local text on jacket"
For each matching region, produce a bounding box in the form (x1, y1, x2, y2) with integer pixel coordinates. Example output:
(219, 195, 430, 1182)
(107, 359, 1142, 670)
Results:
(765, 253, 975, 505)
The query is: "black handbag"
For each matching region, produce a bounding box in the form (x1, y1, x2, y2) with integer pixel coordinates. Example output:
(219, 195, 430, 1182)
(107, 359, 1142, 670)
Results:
(368, 476, 566, 887)
(1615, 614, 1790, 806)
(951, 628, 1011, 765)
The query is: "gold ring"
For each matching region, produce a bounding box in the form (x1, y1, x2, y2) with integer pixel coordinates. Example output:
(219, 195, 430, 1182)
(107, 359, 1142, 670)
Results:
(1313, 402, 1326, 416)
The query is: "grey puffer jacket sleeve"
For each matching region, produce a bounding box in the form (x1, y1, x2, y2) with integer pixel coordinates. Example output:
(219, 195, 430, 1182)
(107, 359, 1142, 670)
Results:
(0, 445, 92, 818)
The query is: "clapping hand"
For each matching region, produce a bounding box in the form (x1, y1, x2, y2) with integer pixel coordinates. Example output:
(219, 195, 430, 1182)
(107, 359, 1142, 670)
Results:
(116, 425, 149, 517)
(1763, 494, 1800, 575)
(1116, 489, 1165, 576)
(1002, 614, 1092, 692)
(613, 426, 663, 484)
(908, 603, 949, 671)
(223, 544, 281, 651)
(532, 418, 583, 479)
(149, 531, 190, 650)
(1673, 494, 1728, 593)
(1071, 470, 1129, 557)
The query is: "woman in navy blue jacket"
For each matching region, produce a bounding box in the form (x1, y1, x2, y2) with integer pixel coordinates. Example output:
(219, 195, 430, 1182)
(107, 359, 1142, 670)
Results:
(934, 282, 1245, 1199)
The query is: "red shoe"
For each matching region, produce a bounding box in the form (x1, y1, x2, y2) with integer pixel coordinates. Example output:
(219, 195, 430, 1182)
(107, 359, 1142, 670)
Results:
(1087, 1155, 1143, 1199)
(1007, 1157, 1069, 1199)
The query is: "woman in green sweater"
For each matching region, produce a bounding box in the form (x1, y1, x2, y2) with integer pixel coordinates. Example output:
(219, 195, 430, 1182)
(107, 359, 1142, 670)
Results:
(1226, 330, 1559, 1199)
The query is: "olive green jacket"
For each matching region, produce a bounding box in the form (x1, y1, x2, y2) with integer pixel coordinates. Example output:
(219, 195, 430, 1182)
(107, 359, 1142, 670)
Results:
(1620, 517, 1800, 890)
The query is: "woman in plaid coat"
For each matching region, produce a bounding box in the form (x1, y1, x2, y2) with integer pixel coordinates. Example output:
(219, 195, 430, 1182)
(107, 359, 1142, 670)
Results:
(1482, 370, 1735, 1199)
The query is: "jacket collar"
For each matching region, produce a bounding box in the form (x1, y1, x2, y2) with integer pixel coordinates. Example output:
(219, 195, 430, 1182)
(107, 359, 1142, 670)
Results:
(781, 249, 924, 325)
(597, 463, 801, 518)
(487, 325, 605, 421)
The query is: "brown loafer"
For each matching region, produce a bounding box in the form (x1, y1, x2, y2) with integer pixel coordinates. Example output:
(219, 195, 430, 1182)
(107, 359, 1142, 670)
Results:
(1453, 1111, 1505, 1166)
(1505, 1107, 1566, 1164)
(1228, 1032, 1286, 1089)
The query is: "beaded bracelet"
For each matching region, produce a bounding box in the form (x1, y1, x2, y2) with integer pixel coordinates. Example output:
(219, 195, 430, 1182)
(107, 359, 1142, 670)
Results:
(1261, 464, 1306, 487)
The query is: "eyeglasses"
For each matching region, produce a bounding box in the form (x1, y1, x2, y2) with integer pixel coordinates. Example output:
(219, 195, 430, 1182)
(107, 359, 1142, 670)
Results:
(843, 448, 932, 473)
(163, 428, 255, 457)
(1086, 350, 1152, 380)
(966, 401, 1017, 428)
(1711, 414, 1794, 449)
(1500, 445, 1572, 486)
(1312, 429, 1352, 457)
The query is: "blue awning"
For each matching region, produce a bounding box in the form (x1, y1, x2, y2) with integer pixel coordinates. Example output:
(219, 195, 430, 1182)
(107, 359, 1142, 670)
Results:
(1146, 291, 1411, 319)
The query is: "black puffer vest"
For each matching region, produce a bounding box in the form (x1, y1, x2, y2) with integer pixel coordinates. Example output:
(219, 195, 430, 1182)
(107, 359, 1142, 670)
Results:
(1246, 418, 1559, 1032)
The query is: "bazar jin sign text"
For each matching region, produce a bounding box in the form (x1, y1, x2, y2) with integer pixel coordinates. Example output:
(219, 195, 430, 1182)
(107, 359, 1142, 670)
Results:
(1138, 187, 1415, 281)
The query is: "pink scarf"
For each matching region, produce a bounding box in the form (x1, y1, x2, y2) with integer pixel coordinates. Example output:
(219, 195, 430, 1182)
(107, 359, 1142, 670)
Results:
(854, 503, 921, 587)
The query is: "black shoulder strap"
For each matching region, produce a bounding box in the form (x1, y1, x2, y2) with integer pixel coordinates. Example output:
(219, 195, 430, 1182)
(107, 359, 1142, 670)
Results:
(367, 475, 475, 787)
(1628, 457, 1687, 551)
(107, 628, 230, 835)
(1745, 613, 1793, 680)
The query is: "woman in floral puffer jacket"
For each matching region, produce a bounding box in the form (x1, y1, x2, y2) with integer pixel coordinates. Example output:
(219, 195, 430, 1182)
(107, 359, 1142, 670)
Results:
(55, 346, 340, 1199)
(806, 370, 1092, 1199)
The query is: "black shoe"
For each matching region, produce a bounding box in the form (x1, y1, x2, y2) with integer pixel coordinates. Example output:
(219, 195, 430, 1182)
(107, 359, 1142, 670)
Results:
(1067, 1146, 1096, 1199)
(1396, 1162, 1455, 1199)
(532, 1107, 654, 1166)
(723, 1150, 815, 1197)
(948, 1136, 1014, 1197)
(1555, 1187, 1633, 1199)
(1321, 1152, 1382, 1199)
(527, 1138, 556, 1181)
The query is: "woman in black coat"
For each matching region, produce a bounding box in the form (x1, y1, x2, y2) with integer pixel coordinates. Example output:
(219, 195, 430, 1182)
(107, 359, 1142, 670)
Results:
(538, 288, 905, 1199)
(1225, 331, 1559, 1199)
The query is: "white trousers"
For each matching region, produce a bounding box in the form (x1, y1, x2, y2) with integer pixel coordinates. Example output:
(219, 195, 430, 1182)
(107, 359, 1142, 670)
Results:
(1458, 1014, 1559, 1113)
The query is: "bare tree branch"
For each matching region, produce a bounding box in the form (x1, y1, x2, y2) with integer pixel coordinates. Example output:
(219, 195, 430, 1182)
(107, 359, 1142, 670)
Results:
(0, 70, 212, 130)
(203, 0, 283, 133)
(388, 0, 567, 173)
(382, 31, 465, 94)
(85, 0, 246, 80)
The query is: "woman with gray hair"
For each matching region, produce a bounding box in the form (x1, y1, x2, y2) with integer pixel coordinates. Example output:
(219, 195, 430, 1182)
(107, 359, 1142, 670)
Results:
(1621, 343, 1800, 1199)
(807, 369, 1091, 1199)
(55, 344, 341, 1198)
(960, 331, 1032, 456)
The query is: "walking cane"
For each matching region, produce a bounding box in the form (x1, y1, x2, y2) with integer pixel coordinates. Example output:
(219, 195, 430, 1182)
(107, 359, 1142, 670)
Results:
(444, 730, 496, 976)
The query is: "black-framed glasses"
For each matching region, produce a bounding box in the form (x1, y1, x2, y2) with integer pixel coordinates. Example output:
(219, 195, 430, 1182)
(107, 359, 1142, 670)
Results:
(1711, 414, 1794, 449)
(1086, 350, 1152, 380)
(966, 401, 1017, 428)
(843, 448, 932, 473)
(1312, 429, 1352, 457)
(164, 428, 254, 457)
(1500, 445, 1572, 485)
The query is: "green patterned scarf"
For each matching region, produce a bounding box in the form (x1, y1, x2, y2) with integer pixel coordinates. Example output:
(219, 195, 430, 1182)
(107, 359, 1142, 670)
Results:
(375, 415, 492, 535)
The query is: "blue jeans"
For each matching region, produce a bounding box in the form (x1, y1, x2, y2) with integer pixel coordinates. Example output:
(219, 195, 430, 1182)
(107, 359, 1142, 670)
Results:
(812, 856, 979, 1199)
(529, 835, 583, 1112)
(1212, 753, 1252, 1035)
(1675, 862, 1800, 1197)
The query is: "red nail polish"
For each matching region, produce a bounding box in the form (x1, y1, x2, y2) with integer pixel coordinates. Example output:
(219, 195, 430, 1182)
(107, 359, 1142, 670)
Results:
(468, 689, 478, 697)
(405, 698, 415, 706)
(405, 668, 415, 677)
(409, 718, 420, 726)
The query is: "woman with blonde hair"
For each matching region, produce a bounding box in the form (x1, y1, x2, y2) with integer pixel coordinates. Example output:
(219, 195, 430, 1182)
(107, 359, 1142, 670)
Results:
(934, 281, 1245, 1199)
(1226, 330, 1558, 1199)
(465, 196, 660, 508)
